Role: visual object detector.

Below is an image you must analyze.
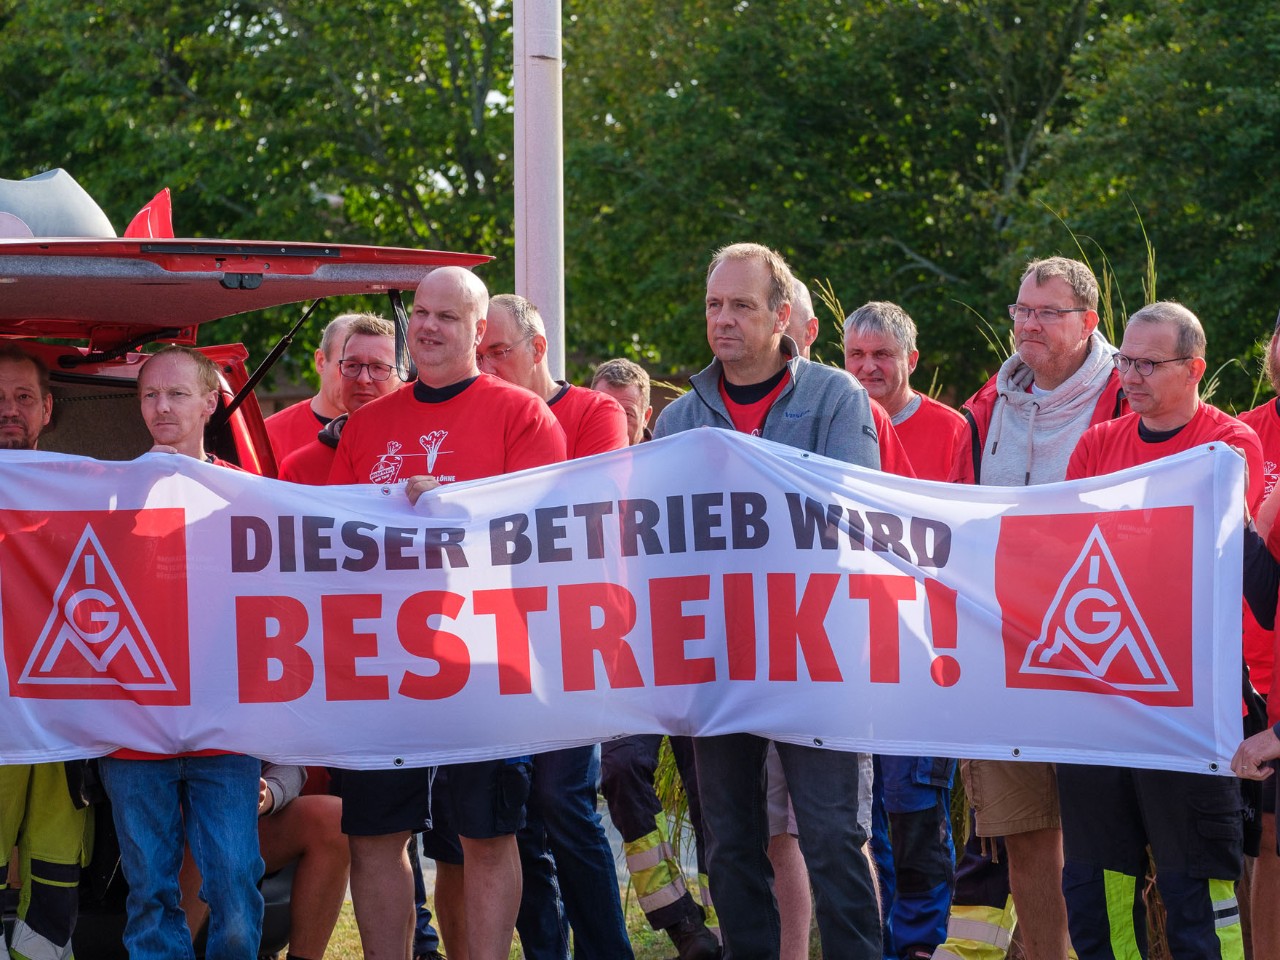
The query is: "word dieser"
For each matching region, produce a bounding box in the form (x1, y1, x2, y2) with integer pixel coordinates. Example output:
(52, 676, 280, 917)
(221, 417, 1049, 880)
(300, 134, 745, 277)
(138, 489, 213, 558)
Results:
(0, 432, 1245, 774)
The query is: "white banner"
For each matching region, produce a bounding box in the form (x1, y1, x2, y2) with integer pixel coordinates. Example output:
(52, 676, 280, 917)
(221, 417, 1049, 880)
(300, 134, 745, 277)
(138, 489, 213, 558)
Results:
(0, 431, 1245, 774)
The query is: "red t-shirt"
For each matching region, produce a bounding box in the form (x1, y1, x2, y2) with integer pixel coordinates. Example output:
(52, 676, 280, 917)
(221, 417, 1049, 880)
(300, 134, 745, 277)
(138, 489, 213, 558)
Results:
(1239, 399, 1280, 698)
(1066, 403, 1263, 511)
(1068, 405, 1264, 721)
(278, 436, 337, 486)
(719, 371, 791, 436)
(894, 394, 968, 483)
(265, 398, 329, 462)
(872, 400, 917, 479)
(1238, 399, 1280, 503)
(548, 383, 628, 459)
(329, 375, 566, 487)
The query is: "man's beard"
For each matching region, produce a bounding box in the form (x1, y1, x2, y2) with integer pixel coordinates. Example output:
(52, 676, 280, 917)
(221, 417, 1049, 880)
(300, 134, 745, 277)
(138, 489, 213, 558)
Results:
(0, 434, 34, 450)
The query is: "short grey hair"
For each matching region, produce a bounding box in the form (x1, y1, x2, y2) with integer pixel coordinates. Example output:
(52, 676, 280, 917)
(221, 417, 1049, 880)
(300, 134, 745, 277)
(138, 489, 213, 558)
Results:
(319, 313, 362, 360)
(1021, 257, 1099, 311)
(1127, 301, 1206, 359)
(843, 301, 918, 355)
(707, 242, 794, 313)
(490, 293, 545, 340)
(591, 357, 651, 409)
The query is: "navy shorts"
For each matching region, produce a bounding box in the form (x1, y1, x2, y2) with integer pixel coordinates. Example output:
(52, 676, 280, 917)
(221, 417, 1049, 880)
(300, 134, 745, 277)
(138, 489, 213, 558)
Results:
(337, 759, 531, 846)
(336, 766, 434, 837)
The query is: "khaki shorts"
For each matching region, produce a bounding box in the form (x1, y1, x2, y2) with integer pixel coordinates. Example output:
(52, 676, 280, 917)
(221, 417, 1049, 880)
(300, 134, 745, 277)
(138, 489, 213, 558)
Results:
(961, 758, 1059, 837)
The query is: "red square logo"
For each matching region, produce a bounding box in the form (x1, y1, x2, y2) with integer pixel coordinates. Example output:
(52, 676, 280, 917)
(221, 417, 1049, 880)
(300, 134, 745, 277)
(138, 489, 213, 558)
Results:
(1, 509, 191, 704)
(995, 507, 1194, 707)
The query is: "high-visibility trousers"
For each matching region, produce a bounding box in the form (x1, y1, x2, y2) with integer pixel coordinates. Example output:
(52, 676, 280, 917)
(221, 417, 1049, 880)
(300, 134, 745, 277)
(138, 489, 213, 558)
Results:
(1, 763, 91, 960)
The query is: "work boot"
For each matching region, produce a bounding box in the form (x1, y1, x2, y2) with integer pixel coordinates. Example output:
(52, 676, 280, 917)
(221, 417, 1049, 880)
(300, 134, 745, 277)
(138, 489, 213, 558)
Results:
(665, 913, 722, 960)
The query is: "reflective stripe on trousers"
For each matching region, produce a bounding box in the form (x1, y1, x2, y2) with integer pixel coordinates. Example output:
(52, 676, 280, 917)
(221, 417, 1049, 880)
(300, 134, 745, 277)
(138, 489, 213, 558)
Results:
(10, 917, 74, 960)
(626, 814, 689, 915)
(932, 900, 1016, 960)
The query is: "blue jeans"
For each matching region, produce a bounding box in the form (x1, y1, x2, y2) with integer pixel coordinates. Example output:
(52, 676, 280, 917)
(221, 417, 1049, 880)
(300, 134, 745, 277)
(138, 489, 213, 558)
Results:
(695, 734, 880, 959)
(411, 833, 440, 954)
(516, 744, 634, 960)
(99, 755, 264, 960)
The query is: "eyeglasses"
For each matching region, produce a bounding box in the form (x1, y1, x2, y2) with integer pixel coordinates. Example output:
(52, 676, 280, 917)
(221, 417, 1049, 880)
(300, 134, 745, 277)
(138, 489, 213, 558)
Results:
(1007, 305, 1088, 322)
(1113, 354, 1192, 376)
(338, 360, 395, 381)
(477, 336, 533, 364)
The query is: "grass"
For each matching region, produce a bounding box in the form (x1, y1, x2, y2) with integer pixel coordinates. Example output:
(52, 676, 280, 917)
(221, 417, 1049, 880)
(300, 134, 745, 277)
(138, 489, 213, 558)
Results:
(324, 888, 687, 959)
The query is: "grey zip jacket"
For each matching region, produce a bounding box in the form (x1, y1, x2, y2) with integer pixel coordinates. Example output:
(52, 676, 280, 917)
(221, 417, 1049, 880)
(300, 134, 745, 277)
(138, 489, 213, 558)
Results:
(653, 337, 882, 471)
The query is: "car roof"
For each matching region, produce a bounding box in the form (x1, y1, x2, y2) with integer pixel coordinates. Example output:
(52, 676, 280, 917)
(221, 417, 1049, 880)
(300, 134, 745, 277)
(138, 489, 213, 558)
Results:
(0, 237, 491, 349)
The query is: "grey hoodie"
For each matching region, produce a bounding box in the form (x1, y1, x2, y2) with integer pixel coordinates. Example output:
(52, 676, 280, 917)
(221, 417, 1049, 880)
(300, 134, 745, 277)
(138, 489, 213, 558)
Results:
(981, 330, 1120, 486)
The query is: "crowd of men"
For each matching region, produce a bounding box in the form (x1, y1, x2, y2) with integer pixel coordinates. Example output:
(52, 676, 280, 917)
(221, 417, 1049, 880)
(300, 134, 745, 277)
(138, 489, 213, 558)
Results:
(4, 244, 1280, 960)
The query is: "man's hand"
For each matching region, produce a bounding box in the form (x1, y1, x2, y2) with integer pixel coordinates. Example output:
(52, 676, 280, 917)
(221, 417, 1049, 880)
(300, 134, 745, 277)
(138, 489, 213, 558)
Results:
(258, 777, 274, 816)
(147, 444, 180, 455)
(404, 474, 441, 506)
(1231, 727, 1280, 780)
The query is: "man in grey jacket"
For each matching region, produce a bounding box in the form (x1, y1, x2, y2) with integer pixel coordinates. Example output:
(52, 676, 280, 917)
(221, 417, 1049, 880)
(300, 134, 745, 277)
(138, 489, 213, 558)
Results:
(654, 242, 882, 960)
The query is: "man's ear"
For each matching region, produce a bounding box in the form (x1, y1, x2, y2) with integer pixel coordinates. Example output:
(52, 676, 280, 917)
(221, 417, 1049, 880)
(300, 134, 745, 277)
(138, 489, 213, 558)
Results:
(473, 317, 487, 346)
(775, 301, 792, 334)
(1187, 356, 1208, 386)
(907, 349, 920, 375)
(1082, 309, 1101, 339)
(531, 334, 548, 364)
(804, 317, 820, 349)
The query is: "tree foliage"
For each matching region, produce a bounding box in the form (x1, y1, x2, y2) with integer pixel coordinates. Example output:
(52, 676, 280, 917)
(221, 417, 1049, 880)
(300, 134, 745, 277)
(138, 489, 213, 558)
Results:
(1016, 0, 1280, 409)
(4, 1, 1280, 406)
(561, 0, 1102, 390)
(0, 0, 514, 383)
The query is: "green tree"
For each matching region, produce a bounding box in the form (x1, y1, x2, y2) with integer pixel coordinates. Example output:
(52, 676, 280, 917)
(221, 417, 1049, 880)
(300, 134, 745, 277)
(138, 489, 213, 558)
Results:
(0, 0, 514, 383)
(562, 0, 1105, 393)
(1016, 0, 1280, 409)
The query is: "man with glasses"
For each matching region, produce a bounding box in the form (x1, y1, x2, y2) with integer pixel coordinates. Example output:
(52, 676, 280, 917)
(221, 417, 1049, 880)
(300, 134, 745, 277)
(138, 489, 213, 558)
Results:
(265, 313, 358, 460)
(478, 294, 627, 459)
(938, 257, 1126, 960)
(277, 313, 398, 484)
(1062, 301, 1261, 957)
(474, 293, 634, 960)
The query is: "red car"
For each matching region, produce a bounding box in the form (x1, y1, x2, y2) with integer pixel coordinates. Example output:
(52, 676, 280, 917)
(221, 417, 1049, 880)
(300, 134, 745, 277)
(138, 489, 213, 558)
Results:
(0, 170, 488, 956)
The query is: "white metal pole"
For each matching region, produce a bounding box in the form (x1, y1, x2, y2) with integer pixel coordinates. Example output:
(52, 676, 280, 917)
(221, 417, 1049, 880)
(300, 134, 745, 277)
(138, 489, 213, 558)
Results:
(513, 0, 565, 378)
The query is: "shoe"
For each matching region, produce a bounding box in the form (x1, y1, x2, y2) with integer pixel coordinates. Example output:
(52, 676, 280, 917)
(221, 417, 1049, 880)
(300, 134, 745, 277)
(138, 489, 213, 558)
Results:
(665, 914, 722, 960)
